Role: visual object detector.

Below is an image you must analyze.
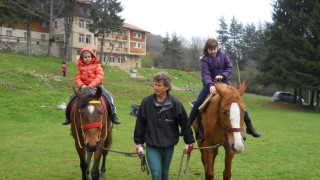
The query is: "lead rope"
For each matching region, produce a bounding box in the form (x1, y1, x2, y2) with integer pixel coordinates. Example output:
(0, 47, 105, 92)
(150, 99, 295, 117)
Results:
(177, 142, 224, 180)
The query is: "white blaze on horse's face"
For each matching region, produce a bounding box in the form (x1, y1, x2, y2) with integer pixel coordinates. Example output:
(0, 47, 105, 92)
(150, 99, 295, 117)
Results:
(88, 105, 95, 114)
(229, 102, 244, 153)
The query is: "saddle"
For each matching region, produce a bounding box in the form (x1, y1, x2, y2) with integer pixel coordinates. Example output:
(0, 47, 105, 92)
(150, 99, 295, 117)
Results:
(68, 93, 111, 121)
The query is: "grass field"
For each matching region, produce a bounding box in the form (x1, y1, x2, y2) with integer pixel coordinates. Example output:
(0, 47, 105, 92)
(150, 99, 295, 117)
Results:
(0, 51, 320, 180)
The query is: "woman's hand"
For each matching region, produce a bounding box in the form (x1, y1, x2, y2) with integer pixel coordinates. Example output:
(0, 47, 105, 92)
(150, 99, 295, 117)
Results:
(209, 85, 216, 95)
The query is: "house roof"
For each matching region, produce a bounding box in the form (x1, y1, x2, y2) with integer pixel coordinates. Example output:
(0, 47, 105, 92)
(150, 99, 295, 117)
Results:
(123, 22, 149, 33)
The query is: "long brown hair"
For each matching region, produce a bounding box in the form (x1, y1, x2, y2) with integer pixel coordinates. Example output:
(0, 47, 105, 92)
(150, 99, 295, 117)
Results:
(202, 38, 219, 56)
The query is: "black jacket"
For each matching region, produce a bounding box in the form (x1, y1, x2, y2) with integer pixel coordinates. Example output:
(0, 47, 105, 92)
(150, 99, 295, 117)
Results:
(134, 92, 195, 148)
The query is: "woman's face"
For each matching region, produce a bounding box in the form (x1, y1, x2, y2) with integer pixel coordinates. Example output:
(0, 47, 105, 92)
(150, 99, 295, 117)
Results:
(208, 47, 218, 57)
(83, 53, 92, 65)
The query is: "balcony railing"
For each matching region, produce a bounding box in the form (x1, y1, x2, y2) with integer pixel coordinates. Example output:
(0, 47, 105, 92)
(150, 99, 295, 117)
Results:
(104, 34, 127, 41)
(98, 45, 128, 53)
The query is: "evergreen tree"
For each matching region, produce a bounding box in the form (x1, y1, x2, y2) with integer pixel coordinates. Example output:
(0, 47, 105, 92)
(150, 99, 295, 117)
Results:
(216, 16, 228, 51)
(259, 0, 320, 108)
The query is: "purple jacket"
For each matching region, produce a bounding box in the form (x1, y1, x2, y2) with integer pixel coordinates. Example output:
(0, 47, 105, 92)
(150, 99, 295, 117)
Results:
(201, 49, 233, 88)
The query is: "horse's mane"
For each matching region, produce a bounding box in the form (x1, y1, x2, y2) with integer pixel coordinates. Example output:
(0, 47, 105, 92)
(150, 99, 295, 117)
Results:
(79, 88, 94, 109)
(216, 84, 245, 111)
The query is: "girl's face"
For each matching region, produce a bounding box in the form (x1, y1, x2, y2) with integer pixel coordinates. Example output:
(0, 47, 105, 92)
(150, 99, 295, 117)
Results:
(208, 47, 218, 57)
(83, 53, 92, 65)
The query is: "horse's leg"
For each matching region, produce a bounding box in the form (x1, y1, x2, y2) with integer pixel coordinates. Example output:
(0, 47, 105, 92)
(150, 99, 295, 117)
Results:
(200, 148, 218, 180)
(86, 150, 93, 178)
(75, 143, 89, 180)
(223, 148, 235, 180)
(91, 149, 103, 180)
(99, 152, 107, 180)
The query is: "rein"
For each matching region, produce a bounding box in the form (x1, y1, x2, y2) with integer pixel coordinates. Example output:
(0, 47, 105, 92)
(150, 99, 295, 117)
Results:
(99, 146, 150, 175)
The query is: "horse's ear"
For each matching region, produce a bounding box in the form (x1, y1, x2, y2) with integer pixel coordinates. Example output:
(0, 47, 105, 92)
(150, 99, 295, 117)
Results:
(215, 82, 225, 96)
(73, 87, 83, 98)
(238, 80, 247, 96)
(94, 86, 102, 99)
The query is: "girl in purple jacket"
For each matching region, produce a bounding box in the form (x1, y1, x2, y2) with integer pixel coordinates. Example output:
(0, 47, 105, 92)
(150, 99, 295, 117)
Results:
(189, 38, 260, 139)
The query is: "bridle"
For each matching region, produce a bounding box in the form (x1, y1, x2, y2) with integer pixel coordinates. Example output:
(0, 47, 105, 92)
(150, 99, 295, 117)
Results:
(221, 105, 244, 142)
(74, 100, 107, 149)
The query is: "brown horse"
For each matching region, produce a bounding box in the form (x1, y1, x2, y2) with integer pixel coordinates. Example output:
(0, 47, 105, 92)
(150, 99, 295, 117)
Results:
(70, 86, 113, 180)
(192, 81, 247, 180)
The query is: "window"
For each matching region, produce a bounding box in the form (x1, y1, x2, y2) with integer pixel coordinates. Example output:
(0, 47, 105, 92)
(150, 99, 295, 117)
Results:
(24, 32, 27, 39)
(86, 35, 91, 44)
(109, 55, 114, 63)
(41, 21, 46, 28)
(77, 50, 81, 55)
(133, 32, 141, 39)
(79, 34, 84, 43)
(6, 30, 12, 37)
(133, 42, 141, 48)
(79, 19, 85, 28)
(86, 20, 90, 29)
(55, 36, 59, 42)
(117, 55, 122, 63)
(54, 21, 58, 28)
(118, 42, 122, 48)
(86, 9, 90, 16)
(41, 34, 46, 42)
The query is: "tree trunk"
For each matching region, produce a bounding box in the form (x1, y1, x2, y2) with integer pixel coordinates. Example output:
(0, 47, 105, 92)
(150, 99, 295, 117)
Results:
(27, 23, 31, 56)
(309, 90, 314, 107)
(47, 0, 53, 56)
(316, 91, 320, 112)
(100, 28, 106, 64)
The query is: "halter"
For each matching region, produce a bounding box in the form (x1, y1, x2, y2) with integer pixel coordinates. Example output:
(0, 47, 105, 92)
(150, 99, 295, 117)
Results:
(80, 100, 103, 130)
(223, 125, 243, 141)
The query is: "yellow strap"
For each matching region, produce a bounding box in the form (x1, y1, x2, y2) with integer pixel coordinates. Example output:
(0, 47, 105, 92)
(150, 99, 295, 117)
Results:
(89, 100, 101, 104)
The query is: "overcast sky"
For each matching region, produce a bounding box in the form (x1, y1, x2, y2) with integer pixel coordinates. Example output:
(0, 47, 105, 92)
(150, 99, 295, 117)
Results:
(120, 0, 274, 40)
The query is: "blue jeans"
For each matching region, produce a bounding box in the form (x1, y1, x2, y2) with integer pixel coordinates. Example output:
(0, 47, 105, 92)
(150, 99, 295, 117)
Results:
(189, 87, 210, 124)
(146, 145, 174, 180)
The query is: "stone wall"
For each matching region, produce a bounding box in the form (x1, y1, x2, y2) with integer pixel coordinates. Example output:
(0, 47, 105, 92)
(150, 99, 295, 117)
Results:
(0, 41, 61, 57)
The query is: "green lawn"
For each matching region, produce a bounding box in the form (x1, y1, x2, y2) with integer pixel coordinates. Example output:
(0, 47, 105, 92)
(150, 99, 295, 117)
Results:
(0, 51, 319, 180)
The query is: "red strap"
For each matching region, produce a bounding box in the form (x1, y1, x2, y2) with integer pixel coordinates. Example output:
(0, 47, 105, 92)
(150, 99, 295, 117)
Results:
(70, 100, 78, 120)
(82, 119, 102, 130)
(100, 97, 108, 116)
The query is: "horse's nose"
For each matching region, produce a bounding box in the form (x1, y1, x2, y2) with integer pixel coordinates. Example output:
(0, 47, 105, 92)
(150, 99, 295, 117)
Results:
(231, 143, 244, 153)
(86, 143, 97, 152)
(231, 144, 237, 153)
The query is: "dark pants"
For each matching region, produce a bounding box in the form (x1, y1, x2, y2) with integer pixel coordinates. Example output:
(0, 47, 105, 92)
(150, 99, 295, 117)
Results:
(63, 71, 66, 77)
(189, 87, 209, 123)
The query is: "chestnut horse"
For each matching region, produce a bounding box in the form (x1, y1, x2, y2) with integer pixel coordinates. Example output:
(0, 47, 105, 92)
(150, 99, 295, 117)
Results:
(70, 87, 113, 180)
(192, 81, 246, 180)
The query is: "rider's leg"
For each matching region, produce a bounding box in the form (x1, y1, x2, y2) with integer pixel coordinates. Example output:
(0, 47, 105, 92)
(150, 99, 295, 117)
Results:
(244, 109, 261, 137)
(62, 94, 76, 125)
(188, 87, 210, 125)
(99, 84, 121, 124)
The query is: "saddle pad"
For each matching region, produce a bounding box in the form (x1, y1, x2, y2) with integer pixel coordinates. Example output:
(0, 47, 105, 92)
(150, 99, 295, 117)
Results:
(198, 94, 213, 112)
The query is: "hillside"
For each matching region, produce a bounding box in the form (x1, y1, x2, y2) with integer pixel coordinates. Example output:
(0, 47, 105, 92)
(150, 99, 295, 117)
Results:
(1, 51, 319, 180)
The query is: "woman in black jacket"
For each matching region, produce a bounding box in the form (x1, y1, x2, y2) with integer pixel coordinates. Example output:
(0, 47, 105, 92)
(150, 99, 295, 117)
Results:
(134, 72, 195, 180)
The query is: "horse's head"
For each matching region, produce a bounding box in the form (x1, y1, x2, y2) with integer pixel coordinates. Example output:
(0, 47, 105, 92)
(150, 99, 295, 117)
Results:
(215, 81, 246, 154)
(74, 86, 106, 152)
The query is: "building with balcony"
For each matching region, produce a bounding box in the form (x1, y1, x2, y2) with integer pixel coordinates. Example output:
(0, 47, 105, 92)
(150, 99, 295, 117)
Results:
(0, 1, 148, 69)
